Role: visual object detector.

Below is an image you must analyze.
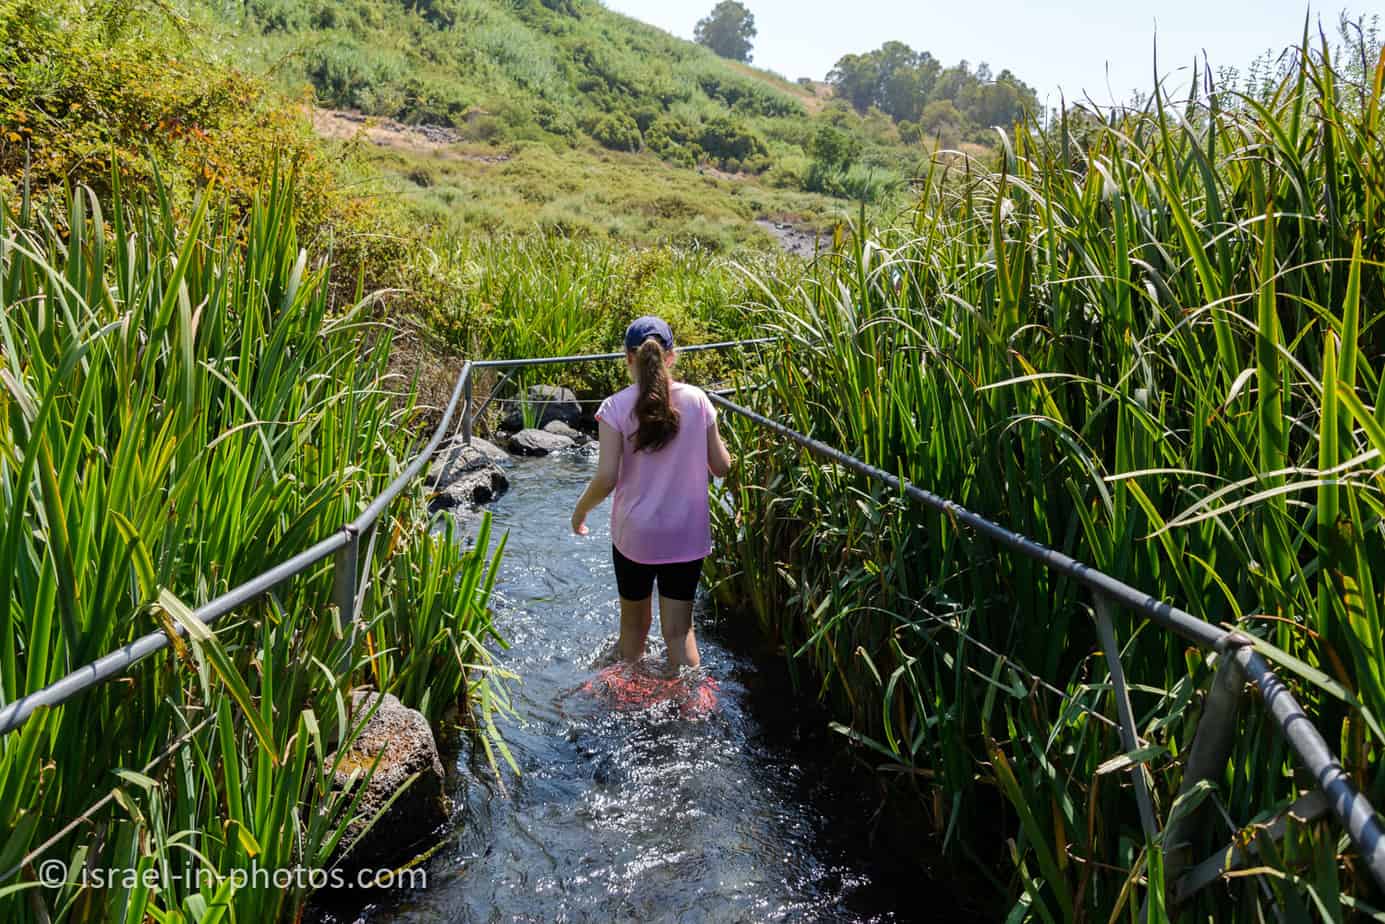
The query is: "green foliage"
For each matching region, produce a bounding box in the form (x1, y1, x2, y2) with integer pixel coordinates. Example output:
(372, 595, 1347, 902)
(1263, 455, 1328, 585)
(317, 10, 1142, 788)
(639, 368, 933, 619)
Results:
(0, 0, 333, 220)
(417, 231, 796, 404)
(801, 123, 896, 200)
(809, 123, 860, 168)
(215, 0, 929, 201)
(591, 112, 641, 151)
(643, 114, 699, 166)
(0, 177, 508, 922)
(343, 134, 851, 250)
(918, 99, 965, 146)
(714, 32, 1385, 922)
(696, 115, 768, 170)
(693, 68, 801, 116)
(828, 41, 1038, 139)
(693, 0, 756, 63)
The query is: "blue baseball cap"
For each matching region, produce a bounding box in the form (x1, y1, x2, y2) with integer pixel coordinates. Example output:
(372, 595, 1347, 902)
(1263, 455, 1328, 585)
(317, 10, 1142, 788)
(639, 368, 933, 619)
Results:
(624, 316, 674, 351)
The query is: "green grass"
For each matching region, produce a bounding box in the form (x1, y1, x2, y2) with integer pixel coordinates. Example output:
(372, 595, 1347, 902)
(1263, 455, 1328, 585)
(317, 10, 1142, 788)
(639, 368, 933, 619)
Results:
(710, 30, 1385, 922)
(336, 135, 855, 251)
(0, 174, 509, 922)
(193, 0, 959, 232)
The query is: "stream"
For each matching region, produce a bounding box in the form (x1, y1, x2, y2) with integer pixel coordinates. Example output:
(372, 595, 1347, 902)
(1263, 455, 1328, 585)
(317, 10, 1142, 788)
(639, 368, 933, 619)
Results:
(363, 449, 937, 923)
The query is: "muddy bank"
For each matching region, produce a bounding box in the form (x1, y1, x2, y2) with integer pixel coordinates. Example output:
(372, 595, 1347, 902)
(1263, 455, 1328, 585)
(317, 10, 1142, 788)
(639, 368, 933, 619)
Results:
(756, 218, 830, 258)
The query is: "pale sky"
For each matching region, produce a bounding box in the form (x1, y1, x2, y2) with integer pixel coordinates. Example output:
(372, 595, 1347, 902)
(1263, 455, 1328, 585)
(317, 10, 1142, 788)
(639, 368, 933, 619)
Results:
(602, 1, 1373, 109)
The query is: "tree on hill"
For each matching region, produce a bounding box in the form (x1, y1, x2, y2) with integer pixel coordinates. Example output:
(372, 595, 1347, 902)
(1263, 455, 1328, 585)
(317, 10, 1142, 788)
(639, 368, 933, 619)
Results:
(694, 1, 756, 63)
(828, 42, 1038, 136)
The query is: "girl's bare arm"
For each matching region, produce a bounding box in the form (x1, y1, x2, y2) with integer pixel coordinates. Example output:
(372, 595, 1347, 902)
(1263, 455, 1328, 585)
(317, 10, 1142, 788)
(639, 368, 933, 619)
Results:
(707, 419, 732, 478)
(571, 421, 622, 534)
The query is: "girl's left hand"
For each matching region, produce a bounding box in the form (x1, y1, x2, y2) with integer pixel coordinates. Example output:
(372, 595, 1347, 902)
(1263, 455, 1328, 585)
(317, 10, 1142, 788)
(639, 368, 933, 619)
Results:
(571, 511, 589, 536)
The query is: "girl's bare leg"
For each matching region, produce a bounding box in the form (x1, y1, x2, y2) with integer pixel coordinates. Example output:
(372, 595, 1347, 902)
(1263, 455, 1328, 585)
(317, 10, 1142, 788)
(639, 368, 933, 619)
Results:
(658, 595, 700, 670)
(618, 596, 653, 662)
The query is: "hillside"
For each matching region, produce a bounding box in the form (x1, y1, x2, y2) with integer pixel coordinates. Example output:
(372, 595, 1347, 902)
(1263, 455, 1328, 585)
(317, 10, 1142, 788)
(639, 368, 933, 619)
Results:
(226, 0, 857, 159)
(204, 0, 993, 246)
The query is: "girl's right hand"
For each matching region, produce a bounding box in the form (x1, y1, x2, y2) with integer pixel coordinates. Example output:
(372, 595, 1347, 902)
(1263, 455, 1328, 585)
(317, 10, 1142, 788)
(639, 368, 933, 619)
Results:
(571, 510, 589, 536)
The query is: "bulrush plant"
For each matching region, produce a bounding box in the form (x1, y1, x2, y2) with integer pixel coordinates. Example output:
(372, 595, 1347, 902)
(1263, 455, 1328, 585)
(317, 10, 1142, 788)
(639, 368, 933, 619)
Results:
(0, 175, 507, 921)
(710, 30, 1385, 922)
(419, 230, 785, 402)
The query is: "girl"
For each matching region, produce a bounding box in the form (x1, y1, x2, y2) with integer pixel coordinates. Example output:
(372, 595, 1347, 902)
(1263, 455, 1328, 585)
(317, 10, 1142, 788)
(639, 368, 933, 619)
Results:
(571, 316, 732, 671)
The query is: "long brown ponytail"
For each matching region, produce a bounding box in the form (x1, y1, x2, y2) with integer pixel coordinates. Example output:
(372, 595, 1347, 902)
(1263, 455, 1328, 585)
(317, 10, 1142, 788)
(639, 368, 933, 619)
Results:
(632, 337, 680, 451)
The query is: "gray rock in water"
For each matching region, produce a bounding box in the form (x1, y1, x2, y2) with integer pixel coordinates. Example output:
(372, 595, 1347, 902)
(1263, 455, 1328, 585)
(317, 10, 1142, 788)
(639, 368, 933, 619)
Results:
(432, 465, 509, 507)
(499, 385, 581, 431)
(463, 436, 512, 464)
(508, 428, 574, 456)
(542, 419, 587, 444)
(428, 437, 509, 507)
(328, 690, 447, 872)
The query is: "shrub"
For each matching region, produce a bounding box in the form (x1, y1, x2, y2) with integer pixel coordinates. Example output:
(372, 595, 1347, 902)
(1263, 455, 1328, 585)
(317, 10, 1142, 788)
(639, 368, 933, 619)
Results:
(643, 114, 699, 165)
(808, 123, 860, 169)
(697, 115, 767, 168)
(246, 0, 309, 32)
(591, 112, 641, 151)
(534, 99, 579, 137)
(0, 0, 334, 224)
(399, 75, 472, 125)
(305, 40, 408, 115)
(694, 70, 801, 117)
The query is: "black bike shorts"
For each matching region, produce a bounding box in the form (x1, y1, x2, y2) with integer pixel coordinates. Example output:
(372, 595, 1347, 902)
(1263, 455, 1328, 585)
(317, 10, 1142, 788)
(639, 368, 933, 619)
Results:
(612, 545, 704, 602)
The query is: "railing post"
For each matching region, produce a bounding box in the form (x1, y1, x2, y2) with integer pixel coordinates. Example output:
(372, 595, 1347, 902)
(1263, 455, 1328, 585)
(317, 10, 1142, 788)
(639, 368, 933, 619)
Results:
(1166, 650, 1244, 896)
(1093, 592, 1159, 844)
(461, 372, 473, 447)
(334, 530, 360, 680)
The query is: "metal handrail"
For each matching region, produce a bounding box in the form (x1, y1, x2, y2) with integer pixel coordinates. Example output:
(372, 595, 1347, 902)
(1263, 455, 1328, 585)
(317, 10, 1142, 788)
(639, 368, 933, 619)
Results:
(0, 338, 774, 736)
(706, 391, 1385, 895)
(4, 336, 1379, 899)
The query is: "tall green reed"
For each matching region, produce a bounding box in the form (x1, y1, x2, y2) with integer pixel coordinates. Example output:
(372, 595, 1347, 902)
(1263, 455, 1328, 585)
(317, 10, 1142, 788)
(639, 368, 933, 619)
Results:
(711, 34, 1385, 921)
(416, 230, 791, 405)
(0, 175, 507, 922)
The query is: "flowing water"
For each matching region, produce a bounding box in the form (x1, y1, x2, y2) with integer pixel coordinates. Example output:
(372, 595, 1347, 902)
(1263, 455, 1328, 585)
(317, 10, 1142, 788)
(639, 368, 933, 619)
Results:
(365, 450, 934, 923)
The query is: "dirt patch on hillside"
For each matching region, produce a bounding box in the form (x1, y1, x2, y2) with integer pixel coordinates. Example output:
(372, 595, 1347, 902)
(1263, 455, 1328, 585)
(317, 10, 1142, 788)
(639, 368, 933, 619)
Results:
(755, 218, 829, 258)
(308, 108, 511, 163)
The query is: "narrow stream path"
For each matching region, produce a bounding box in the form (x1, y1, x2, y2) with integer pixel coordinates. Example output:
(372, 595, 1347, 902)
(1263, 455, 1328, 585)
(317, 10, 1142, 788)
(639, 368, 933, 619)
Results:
(375, 450, 920, 923)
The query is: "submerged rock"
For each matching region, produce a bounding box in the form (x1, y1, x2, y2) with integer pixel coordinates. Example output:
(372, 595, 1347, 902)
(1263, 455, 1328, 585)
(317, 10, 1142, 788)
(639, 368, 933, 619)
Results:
(542, 419, 587, 444)
(327, 690, 448, 872)
(429, 437, 509, 507)
(499, 385, 581, 431)
(508, 428, 574, 456)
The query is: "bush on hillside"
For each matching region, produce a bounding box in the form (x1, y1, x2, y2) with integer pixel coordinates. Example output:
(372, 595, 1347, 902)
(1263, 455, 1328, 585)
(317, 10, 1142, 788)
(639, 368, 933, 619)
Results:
(0, 0, 332, 221)
(591, 112, 641, 151)
(306, 40, 411, 115)
(643, 114, 698, 166)
(695, 71, 801, 117)
(697, 115, 768, 170)
(246, 0, 309, 31)
(533, 99, 579, 137)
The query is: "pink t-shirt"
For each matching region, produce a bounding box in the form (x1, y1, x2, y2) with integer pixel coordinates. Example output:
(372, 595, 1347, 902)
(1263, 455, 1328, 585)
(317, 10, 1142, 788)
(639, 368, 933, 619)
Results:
(595, 382, 717, 565)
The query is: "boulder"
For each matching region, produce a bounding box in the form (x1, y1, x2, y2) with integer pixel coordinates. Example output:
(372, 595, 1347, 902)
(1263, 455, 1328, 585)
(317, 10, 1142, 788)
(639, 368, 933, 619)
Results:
(499, 385, 581, 431)
(542, 419, 587, 444)
(431, 465, 508, 508)
(429, 435, 509, 475)
(507, 428, 574, 456)
(428, 437, 509, 508)
(328, 691, 448, 871)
